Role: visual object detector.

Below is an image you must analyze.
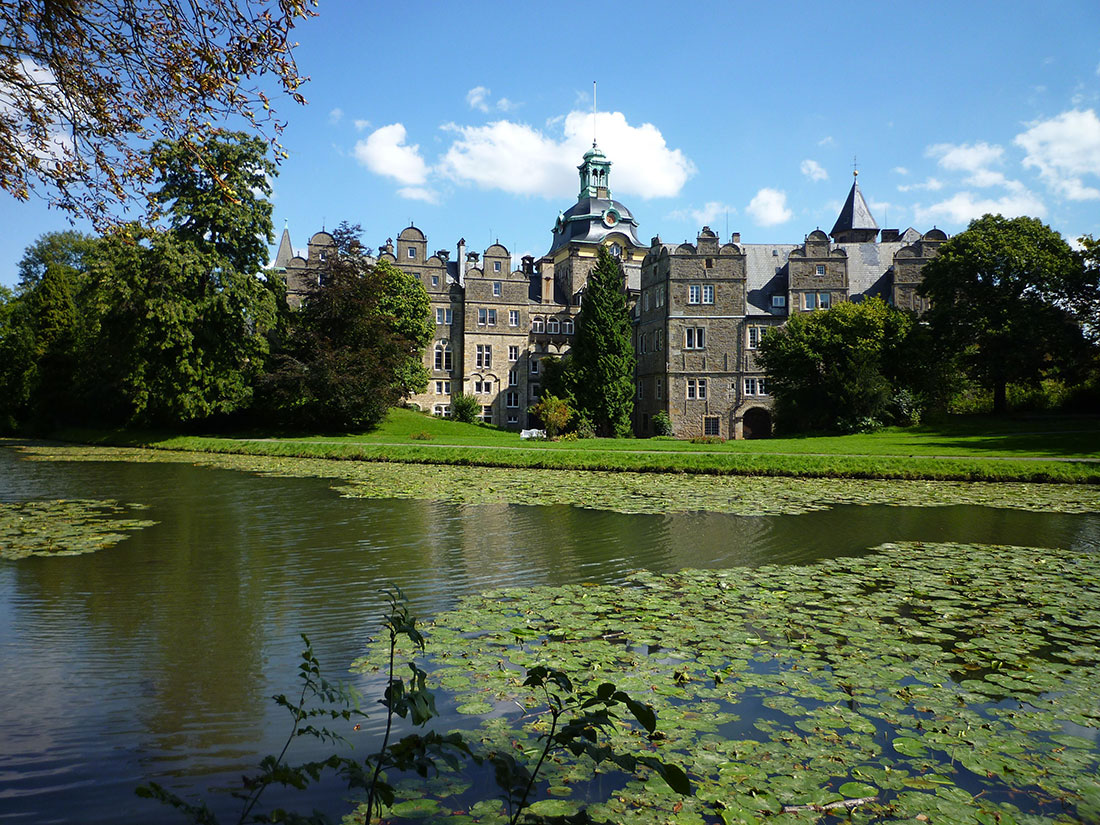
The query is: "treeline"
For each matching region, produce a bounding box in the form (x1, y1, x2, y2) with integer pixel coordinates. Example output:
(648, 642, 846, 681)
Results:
(0, 133, 431, 435)
(756, 216, 1100, 434)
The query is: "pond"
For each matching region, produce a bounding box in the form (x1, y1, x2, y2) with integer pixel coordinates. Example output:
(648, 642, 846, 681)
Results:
(0, 445, 1097, 823)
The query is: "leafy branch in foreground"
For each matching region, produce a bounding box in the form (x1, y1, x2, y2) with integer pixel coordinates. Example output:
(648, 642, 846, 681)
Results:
(138, 589, 688, 824)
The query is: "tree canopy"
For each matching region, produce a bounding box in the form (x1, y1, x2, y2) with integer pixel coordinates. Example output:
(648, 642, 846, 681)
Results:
(0, 0, 313, 226)
(918, 214, 1093, 413)
(757, 297, 942, 433)
(570, 247, 636, 437)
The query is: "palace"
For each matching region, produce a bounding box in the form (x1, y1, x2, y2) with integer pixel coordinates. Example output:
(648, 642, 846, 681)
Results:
(274, 146, 947, 439)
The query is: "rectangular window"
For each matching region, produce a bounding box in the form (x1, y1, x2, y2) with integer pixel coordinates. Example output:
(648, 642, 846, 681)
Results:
(434, 380, 451, 394)
(819, 292, 831, 309)
(435, 308, 445, 324)
(804, 292, 818, 310)
(407, 247, 416, 259)
(748, 325, 768, 349)
(656, 329, 663, 350)
(476, 344, 492, 368)
(434, 346, 452, 371)
(493, 261, 502, 273)
(493, 280, 502, 294)
(759, 378, 768, 396)
(640, 333, 647, 354)
(487, 308, 497, 326)
(702, 284, 715, 304)
(509, 310, 519, 327)
(815, 264, 826, 276)
(478, 308, 487, 325)
(433, 404, 451, 417)
(744, 377, 758, 396)
(529, 384, 540, 400)
(431, 274, 439, 287)
(657, 285, 665, 307)
(508, 370, 517, 386)
(643, 292, 650, 311)
(771, 295, 786, 309)
(688, 284, 701, 304)
(530, 359, 539, 375)
(481, 405, 493, 422)
(562, 319, 574, 334)
(698, 378, 707, 399)
(508, 414, 518, 425)
(508, 345, 519, 361)
(704, 416, 720, 436)
(685, 327, 706, 350)
(548, 318, 559, 334)
(686, 379, 696, 400)
(656, 380, 662, 400)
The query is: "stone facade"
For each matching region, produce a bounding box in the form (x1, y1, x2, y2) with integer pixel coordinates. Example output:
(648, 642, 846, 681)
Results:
(273, 157, 948, 438)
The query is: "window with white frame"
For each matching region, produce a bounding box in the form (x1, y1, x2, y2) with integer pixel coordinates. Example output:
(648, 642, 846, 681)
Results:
(507, 414, 518, 425)
(431, 274, 439, 287)
(562, 319, 574, 334)
(493, 280, 501, 295)
(435, 380, 451, 394)
(815, 264, 826, 276)
(487, 308, 497, 326)
(748, 325, 769, 349)
(819, 292, 831, 309)
(433, 404, 451, 417)
(744, 377, 769, 396)
(686, 378, 707, 400)
(548, 317, 559, 334)
(493, 261, 502, 273)
(407, 247, 416, 259)
(532, 317, 545, 333)
(476, 344, 492, 368)
(704, 416, 720, 436)
(685, 327, 706, 350)
(530, 358, 539, 375)
(508, 345, 519, 361)
(771, 295, 786, 309)
(434, 343, 452, 371)
(481, 405, 493, 422)
(702, 284, 715, 304)
(509, 310, 519, 327)
(478, 308, 487, 325)
(688, 284, 701, 304)
(473, 380, 491, 394)
(804, 292, 831, 310)
(506, 391, 519, 409)
(508, 369, 517, 386)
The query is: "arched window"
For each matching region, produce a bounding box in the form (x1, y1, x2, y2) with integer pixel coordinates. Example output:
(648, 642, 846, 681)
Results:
(547, 317, 560, 334)
(434, 342, 452, 371)
(532, 316, 545, 333)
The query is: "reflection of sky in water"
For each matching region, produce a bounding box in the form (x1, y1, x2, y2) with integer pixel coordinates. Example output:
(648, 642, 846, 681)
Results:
(0, 446, 1097, 823)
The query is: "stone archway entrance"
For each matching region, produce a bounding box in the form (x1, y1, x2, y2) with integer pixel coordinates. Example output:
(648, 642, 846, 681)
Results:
(742, 407, 772, 439)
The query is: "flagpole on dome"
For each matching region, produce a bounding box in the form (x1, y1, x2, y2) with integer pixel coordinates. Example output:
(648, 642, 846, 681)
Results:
(592, 80, 597, 148)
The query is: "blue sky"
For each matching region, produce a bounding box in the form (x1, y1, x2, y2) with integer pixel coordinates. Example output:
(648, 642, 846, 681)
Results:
(3, 0, 1100, 286)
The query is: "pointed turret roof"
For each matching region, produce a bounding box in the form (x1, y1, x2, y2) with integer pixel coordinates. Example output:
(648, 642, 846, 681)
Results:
(830, 172, 878, 241)
(273, 226, 295, 269)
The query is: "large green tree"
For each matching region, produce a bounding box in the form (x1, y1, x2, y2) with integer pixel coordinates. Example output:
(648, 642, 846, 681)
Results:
(150, 131, 276, 275)
(919, 215, 1092, 413)
(259, 252, 431, 431)
(570, 247, 636, 437)
(757, 297, 942, 434)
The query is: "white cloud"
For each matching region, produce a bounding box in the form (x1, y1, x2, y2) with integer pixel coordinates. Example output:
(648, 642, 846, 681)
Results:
(328, 107, 343, 125)
(354, 119, 371, 132)
(897, 177, 945, 193)
(397, 186, 440, 204)
(668, 201, 735, 226)
(466, 86, 490, 113)
(913, 190, 1046, 226)
(800, 159, 828, 182)
(818, 136, 835, 147)
(1015, 109, 1100, 200)
(496, 97, 517, 112)
(893, 166, 909, 176)
(926, 141, 1004, 172)
(353, 123, 429, 186)
(438, 110, 694, 199)
(0, 58, 76, 163)
(746, 188, 792, 226)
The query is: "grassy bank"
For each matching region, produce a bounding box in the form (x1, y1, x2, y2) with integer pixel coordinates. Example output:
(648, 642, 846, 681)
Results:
(51, 408, 1100, 483)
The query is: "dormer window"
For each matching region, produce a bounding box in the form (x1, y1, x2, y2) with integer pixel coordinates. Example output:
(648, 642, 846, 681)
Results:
(407, 247, 416, 259)
(609, 242, 622, 258)
(493, 261, 502, 272)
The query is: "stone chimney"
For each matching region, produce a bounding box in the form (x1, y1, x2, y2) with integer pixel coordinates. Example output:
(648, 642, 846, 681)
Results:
(731, 232, 741, 244)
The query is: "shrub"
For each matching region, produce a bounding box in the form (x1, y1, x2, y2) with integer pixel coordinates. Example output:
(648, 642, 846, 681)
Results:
(409, 431, 432, 441)
(451, 392, 480, 424)
(573, 414, 596, 439)
(652, 411, 673, 437)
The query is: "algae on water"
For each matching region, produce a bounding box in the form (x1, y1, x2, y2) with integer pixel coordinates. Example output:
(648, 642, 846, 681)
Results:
(0, 499, 156, 560)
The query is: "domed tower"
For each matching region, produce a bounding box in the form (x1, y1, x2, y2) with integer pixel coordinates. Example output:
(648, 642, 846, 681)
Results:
(538, 143, 647, 304)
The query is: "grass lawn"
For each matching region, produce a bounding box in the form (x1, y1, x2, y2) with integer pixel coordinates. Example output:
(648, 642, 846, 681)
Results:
(52, 408, 1100, 484)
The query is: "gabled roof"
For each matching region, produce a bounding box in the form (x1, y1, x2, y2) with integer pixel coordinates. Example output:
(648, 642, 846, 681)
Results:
(830, 174, 878, 239)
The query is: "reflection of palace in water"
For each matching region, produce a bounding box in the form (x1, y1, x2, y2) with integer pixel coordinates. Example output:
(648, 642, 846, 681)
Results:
(275, 147, 946, 439)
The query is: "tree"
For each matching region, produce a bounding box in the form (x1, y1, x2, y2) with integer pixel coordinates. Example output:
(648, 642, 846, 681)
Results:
(757, 297, 941, 433)
(570, 247, 636, 437)
(88, 226, 278, 425)
(450, 392, 480, 424)
(919, 215, 1091, 414)
(0, 0, 313, 226)
(259, 254, 431, 431)
(150, 132, 276, 275)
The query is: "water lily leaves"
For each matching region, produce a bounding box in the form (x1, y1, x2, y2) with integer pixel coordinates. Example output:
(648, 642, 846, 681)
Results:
(892, 737, 928, 757)
(0, 499, 156, 560)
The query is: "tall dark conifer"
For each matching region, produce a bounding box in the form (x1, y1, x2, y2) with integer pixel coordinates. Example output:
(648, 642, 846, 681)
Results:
(571, 246, 636, 437)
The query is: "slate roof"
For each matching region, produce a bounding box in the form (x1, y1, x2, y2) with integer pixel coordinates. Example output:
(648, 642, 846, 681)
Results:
(743, 244, 797, 315)
(830, 177, 878, 238)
